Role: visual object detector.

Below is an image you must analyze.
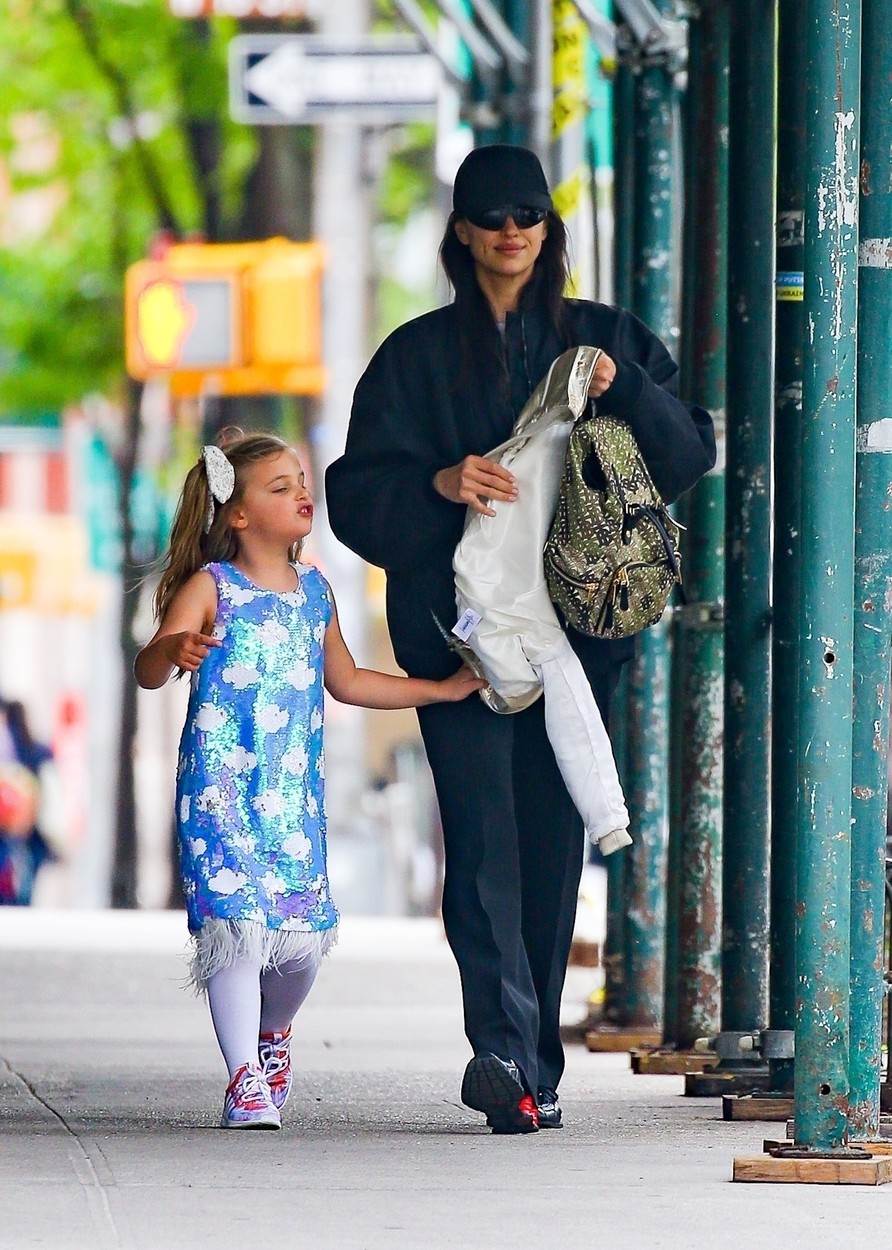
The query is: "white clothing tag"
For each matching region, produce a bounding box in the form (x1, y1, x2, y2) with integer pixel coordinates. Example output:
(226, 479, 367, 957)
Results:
(452, 608, 482, 642)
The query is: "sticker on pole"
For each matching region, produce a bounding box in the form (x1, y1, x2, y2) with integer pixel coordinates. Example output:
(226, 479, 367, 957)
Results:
(776, 271, 804, 302)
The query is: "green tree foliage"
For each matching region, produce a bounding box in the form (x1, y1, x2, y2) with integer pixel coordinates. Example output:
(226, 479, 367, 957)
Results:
(0, 0, 256, 415)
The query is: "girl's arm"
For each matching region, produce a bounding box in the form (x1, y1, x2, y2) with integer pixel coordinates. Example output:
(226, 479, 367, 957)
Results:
(323, 604, 484, 709)
(134, 572, 220, 690)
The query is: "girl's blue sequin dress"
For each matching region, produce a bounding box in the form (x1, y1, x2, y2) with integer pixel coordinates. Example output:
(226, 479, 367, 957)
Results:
(176, 561, 338, 988)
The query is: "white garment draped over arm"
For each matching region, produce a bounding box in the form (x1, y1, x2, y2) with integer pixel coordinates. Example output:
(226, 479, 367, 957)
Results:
(452, 347, 631, 854)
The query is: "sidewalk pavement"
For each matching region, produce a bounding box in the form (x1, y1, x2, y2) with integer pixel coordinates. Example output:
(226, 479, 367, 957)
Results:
(0, 910, 886, 1250)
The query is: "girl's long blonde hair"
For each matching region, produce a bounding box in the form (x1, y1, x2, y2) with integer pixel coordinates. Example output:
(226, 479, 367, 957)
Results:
(154, 427, 298, 622)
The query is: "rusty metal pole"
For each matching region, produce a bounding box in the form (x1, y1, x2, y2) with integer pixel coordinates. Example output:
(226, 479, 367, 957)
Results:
(663, 609, 685, 1047)
(671, 0, 728, 1051)
(621, 0, 682, 1035)
(847, 0, 892, 1144)
(713, 0, 776, 1081)
(766, 0, 809, 1099)
(599, 52, 636, 1033)
(790, 0, 860, 1154)
(603, 666, 630, 1026)
(613, 56, 635, 313)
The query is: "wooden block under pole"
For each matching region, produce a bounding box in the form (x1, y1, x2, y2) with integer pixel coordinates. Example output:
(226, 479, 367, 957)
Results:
(632, 1050, 720, 1075)
(585, 1029, 662, 1053)
(723, 1094, 794, 1121)
(848, 1139, 892, 1156)
(685, 1069, 773, 1097)
(733, 1154, 892, 1185)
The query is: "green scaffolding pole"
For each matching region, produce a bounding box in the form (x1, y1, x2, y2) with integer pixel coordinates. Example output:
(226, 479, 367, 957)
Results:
(663, 601, 685, 1047)
(768, 0, 808, 1096)
(670, 0, 729, 1050)
(847, 0, 891, 1143)
(600, 53, 635, 1029)
(792, 0, 860, 1153)
(613, 58, 635, 312)
(719, 0, 775, 1053)
(621, 0, 679, 1032)
(603, 666, 629, 1024)
(501, 0, 530, 146)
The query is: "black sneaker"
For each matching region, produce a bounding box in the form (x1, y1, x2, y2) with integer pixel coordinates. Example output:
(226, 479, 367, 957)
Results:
(461, 1054, 540, 1134)
(537, 1087, 563, 1128)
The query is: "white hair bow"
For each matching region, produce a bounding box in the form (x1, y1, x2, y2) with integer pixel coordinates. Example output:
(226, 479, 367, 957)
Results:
(201, 445, 235, 532)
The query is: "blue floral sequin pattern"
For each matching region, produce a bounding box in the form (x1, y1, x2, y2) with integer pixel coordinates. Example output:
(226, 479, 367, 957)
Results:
(176, 561, 338, 988)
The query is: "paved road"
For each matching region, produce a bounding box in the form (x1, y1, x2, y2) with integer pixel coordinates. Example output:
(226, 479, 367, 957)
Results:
(0, 911, 887, 1249)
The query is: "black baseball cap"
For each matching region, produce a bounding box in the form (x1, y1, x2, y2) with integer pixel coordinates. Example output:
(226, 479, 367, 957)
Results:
(452, 144, 552, 219)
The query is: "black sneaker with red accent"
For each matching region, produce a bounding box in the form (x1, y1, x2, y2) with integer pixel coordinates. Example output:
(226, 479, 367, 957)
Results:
(461, 1054, 540, 1134)
(536, 1087, 563, 1128)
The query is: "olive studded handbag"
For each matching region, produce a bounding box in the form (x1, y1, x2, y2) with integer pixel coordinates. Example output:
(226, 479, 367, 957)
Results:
(544, 414, 684, 639)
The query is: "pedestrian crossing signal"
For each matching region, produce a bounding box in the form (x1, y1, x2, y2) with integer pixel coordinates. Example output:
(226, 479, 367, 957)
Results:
(125, 239, 324, 396)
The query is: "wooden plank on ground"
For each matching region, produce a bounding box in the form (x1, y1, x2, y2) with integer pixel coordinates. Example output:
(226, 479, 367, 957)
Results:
(633, 1050, 720, 1075)
(723, 1094, 793, 1121)
(685, 1069, 773, 1097)
(851, 1139, 892, 1156)
(733, 1155, 892, 1185)
(585, 1029, 662, 1053)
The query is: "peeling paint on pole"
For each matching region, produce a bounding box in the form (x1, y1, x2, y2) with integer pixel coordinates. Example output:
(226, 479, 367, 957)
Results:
(624, 621, 670, 1028)
(621, 0, 680, 1034)
(671, 0, 729, 1049)
(848, 0, 892, 1144)
(721, 0, 775, 1039)
(770, 0, 808, 1092)
(603, 59, 635, 1028)
(792, 0, 860, 1153)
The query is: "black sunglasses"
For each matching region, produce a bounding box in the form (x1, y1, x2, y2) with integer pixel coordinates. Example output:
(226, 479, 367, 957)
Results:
(466, 205, 549, 231)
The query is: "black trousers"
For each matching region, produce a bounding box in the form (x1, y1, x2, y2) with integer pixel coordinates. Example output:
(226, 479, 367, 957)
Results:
(417, 665, 618, 1095)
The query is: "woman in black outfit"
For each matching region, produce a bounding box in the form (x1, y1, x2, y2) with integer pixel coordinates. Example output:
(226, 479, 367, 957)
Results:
(326, 145, 715, 1134)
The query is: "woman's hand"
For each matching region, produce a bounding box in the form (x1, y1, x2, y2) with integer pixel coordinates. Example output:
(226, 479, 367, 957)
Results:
(158, 631, 221, 673)
(433, 456, 518, 518)
(588, 351, 617, 398)
(437, 666, 488, 702)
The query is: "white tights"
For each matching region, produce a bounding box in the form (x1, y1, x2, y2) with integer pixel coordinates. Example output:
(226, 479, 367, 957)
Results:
(207, 953, 321, 1078)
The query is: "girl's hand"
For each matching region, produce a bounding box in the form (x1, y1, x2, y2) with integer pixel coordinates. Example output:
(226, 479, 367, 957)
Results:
(433, 456, 518, 518)
(437, 665, 488, 703)
(159, 631, 221, 673)
(588, 351, 617, 398)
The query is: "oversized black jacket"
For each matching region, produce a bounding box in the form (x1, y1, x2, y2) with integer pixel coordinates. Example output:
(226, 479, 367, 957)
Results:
(326, 297, 716, 681)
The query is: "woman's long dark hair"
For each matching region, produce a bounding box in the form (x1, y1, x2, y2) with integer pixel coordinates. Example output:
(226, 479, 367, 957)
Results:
(439, 209, 572, 393)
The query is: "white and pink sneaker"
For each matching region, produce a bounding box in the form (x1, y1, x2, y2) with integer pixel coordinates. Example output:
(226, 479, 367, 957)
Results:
(220, 1062, 281, 1130)
(258, 1030, 292, 1110)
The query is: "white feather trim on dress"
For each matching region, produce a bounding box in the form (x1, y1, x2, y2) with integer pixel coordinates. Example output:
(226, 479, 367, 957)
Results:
(187, 918, 338, 993)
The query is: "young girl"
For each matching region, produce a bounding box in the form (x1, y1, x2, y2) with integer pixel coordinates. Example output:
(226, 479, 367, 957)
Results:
(136, 430, 482, 1130)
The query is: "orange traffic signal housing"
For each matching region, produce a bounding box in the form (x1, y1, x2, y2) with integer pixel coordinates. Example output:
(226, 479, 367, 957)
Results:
(125, 238, 325, 396)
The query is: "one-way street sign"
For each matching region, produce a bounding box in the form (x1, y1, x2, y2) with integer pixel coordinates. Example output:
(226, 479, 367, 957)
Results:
(229, 35, 442, 126)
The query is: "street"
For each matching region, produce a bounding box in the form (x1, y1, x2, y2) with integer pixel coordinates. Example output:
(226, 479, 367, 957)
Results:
(0, 910, 887, 1249)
